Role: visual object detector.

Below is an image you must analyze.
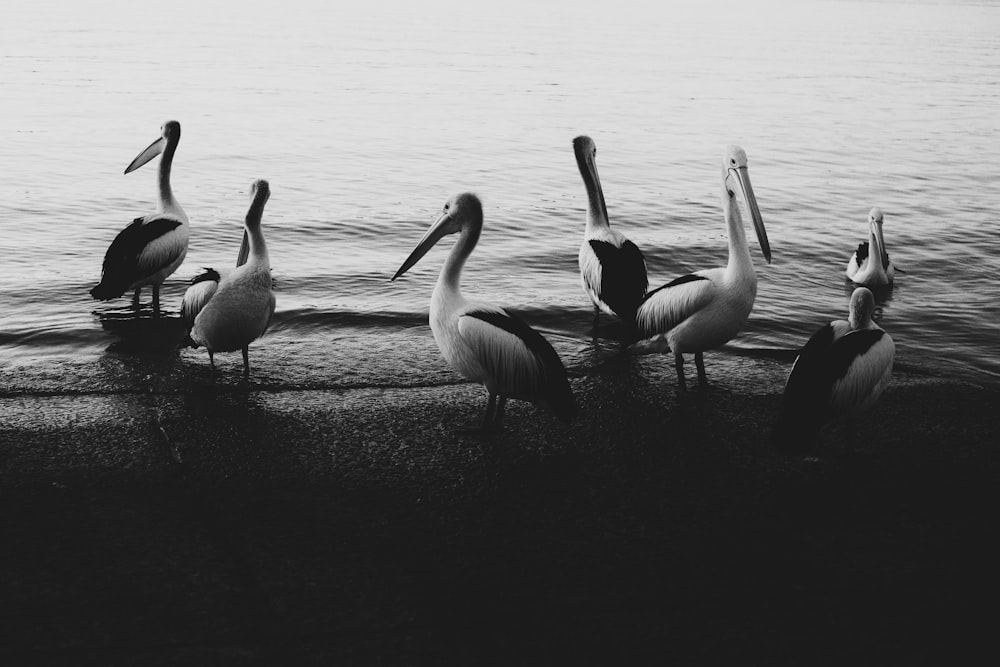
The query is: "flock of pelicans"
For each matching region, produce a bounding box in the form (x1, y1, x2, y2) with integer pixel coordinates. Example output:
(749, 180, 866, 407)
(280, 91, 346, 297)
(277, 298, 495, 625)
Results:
(89, 120, 896, 455)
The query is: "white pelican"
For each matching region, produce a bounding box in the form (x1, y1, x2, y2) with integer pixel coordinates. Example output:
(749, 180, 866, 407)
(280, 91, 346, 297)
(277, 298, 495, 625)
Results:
(391, 192, 576, 430)
(183, 179, 275, 379)
(634, 145, 772, 392)
(90, 120, 189, 316)
(573, 135, 648, 325)
(846, 207, 894, 287)
(773, 287, 895, 455)
(181, 228, 251, 326)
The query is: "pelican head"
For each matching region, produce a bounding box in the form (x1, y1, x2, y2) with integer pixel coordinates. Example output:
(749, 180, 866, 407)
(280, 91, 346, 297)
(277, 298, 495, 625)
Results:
(391, 192, 483, 281)
(868, 206, 889, 269)
(573, 135, 598, 174)
(723, 144, 771, 264)
(248, 179, 271, 217)
(125, 120, 181, 174)
(848, 286, 876, 330)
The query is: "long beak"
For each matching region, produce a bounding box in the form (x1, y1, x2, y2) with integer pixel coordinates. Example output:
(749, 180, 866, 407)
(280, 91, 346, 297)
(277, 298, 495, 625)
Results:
(733, 166, 771, 264)
(873, 221, 889, 269)
(124, 136, 166, 174)
(236, 230, 250, 268)
(391, 212, 452, 281)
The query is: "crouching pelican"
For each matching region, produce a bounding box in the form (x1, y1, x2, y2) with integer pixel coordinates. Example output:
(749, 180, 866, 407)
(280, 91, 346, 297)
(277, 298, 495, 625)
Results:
(90, 120, 188, 316)
(573, 135, 648, 326)
(846, 207, 895, 287)
(773, 287, 895, 456)
(391, 192, 576, 430)
(183, 179, 275, 379)
(634, 145, 772, 392)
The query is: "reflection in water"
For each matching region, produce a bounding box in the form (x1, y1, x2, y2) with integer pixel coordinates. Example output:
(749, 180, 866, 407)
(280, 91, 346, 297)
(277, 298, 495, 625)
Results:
(1, 0, 999, 387)
(99, 309, 189, 357)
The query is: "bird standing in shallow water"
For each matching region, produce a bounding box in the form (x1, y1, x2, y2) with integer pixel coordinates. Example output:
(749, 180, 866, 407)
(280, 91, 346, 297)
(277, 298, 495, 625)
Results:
(573, 135, 648, 328)
(184, 179, 275, 379)
(846, 207, 895, 287)
(90, 120, 188, 316)
(634, 145, 772, 392)
(391, 192, 576, 431)
(773, 287, 895, 456)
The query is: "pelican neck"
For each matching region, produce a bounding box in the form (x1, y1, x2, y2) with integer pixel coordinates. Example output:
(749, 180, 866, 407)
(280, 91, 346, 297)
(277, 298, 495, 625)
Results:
(157, 140, 183, 217)
(579, 154, 610, 235)
(438, 220, 481, 293)
(723, 179, 753, 274)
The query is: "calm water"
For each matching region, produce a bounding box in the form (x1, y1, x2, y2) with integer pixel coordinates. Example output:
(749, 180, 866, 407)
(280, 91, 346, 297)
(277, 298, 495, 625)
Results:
(2, 0, 999, 392)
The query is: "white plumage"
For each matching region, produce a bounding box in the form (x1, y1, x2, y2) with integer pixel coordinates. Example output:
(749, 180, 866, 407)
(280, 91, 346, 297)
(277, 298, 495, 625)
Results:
(391, 192, 576, 430)
(846, 207, 895, 287)
(90, 120, 189, 316)
(184, 179, 275, 379)
(773, 287, 895, 455)
(634, 145, 772, 392)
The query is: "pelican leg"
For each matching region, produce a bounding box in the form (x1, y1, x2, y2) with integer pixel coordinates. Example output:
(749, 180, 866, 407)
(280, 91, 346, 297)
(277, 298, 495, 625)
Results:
(495, 396, 507, 425)
(592, 305, 601, 328)
(695, 352, 708, 385)
(208, 350, 215, 369)
(242, 346, 250, 379)
(482, 393, 498, 430)
(152, 284, 161, 317)
(674, 353, 688, 393)
(132, 288, 141, 310)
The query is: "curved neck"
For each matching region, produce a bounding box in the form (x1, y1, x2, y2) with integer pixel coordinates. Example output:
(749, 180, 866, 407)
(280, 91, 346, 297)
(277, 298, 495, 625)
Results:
(157, 140, 181, 215)
(245, 225, 268, 266)
(242, 197, 269, 266)
(577, 153, 610, 234)
(438, 220, 481, 295)
(722, 180, 752, 274)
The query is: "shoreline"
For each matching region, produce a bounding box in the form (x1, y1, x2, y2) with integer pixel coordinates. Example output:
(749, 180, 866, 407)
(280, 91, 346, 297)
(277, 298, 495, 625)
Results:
(2, 357, 998, 664)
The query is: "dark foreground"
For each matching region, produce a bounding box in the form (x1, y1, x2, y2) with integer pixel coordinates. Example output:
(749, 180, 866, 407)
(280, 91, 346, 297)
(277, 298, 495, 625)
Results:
(1, 356, 998, 666)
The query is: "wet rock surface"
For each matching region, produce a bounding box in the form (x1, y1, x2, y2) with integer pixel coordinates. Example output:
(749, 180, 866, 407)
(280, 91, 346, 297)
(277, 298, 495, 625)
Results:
(1, 363, 997, 665)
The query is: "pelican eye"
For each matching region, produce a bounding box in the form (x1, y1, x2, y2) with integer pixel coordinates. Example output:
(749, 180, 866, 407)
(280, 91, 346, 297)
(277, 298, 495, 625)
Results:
(730, 158, 736, 165)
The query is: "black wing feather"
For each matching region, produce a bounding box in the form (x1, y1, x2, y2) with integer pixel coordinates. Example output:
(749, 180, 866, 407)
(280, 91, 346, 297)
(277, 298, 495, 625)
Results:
(90, 217, 183, 299)
(642, 274, 709, 303)
(773, 323, 837, 455)
(588, 239, 648, 319)
(189, 268, 221, 286)
(466, 309, 577, 421)
(773, 326, 887, 455)
(828, 330, 886, 381)
(854, 241, 870, 264)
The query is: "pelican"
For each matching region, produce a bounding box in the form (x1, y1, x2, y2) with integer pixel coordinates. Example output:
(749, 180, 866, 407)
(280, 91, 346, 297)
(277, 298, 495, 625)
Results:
(183, 179, 275, 379)
(846, 207, 894, 287)
(634, 145, 772, 392)
(773, 287, 895, 455)
(90, 120, 188, 316)
(573, 135, 648, 325)
(391, 192, 576, 430)
(181, 227, 251, 326)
